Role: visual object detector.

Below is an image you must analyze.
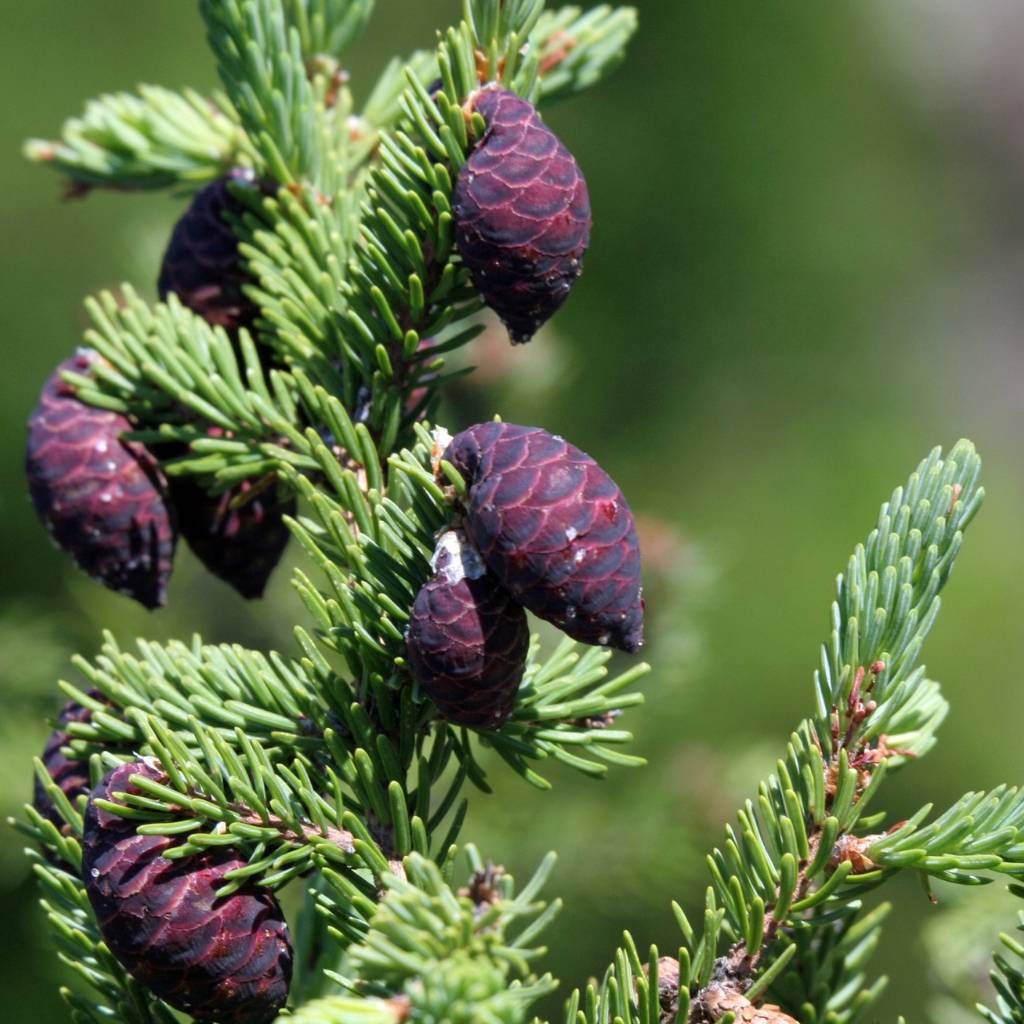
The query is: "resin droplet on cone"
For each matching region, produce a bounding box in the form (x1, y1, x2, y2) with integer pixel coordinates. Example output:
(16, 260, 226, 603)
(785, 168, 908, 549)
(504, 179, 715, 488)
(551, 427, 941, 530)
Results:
(444, 422, 644, 652)
(453, 88, 591, 343)
(82, 761, 292, 1024)
(158, 169, 264, 333)
(25, 350, 177, 609)
(406, 530, 529, 728)
(171, 476, 294, 599)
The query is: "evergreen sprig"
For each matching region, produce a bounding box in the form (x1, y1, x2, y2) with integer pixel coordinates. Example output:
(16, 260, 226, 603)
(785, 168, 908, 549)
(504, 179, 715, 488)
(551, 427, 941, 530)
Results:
(764, 902, 891, 1023)
(282, 0, 375, 58)
(813, 439, 983, 758)
(24, 87, 247, 192)
(565, 440, 990, 1024)
(868, 786, 1024, 884)
(199, 0, 345, 190)
(336, 850, 559, 1023)
(529, 5, 639, 103)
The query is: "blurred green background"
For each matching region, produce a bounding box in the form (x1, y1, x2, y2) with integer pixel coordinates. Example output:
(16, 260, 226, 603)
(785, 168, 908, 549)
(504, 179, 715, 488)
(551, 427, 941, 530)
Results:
(4, 1, 1024, 1019)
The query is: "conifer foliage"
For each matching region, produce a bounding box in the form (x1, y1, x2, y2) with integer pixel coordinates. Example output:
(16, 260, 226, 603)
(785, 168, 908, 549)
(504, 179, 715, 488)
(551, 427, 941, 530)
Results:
(16, 2, 1024, 1023)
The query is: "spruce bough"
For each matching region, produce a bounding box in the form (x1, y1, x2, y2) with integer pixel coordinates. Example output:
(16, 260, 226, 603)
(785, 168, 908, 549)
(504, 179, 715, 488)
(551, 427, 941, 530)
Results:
(15, 3, 1022, 1022)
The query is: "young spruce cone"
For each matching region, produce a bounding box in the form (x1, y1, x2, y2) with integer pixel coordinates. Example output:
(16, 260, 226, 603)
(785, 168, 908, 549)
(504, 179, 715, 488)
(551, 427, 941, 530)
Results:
(25, 350, 177, 609)
(171, 475, 294, 599)
(453, 87, 591, 343)
(82, 761, 292, 1023)
(33, 694, 100, 833)
(406, 530, 529, 728)
(158, 168, 266, 334)
(444, 422, 644, 652)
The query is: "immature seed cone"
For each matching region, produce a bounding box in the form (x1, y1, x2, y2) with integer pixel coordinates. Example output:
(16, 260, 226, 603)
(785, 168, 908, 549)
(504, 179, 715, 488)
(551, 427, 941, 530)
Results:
(453, 87, 591, 343)
(445, 422, 644, 652)
(82, 761, 292, 1023)
(33, 694, 99, 833)
(170, 476, 294, 599)
(158, 169, 265, 334)
(406, 530, 529, 728)
(25, 350, 177, 609)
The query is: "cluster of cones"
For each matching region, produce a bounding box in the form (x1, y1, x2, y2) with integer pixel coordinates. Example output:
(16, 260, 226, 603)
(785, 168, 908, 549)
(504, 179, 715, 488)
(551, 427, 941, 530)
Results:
(405, 422, 644, 729)
(26, 173, 294, 609)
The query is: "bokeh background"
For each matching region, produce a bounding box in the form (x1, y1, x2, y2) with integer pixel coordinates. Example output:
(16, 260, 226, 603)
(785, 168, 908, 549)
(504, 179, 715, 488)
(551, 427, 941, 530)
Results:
(4, 1, 1024, 1019)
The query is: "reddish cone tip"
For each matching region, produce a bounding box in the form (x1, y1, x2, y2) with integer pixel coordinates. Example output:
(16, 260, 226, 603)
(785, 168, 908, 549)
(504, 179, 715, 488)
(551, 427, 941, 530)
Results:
(83, 761, 292, 1024)
(453, 88, 591, 343)
(25, 350, 177, 609)
(445, 422, 644, 652)
(158, 169, 268, 334)
(171, 475, 294, 599)
(406, 530, 529, 728)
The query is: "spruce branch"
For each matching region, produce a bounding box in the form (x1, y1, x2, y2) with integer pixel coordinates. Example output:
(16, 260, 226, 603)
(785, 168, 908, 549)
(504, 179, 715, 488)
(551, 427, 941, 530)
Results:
(564, 441, 985, 1024)
(687, 441, 983, 1018)
(18, 1, 648, 1019)
(239, 0, 636, 453)
(328, 849, 559, 1023)
(529, 5, 638, 103)
(48, 0, 639, 466)
(20, 0, 1022, 1017)
(282, 0, 375, 58)
(762, 901, 890, 1023)
(24, 86, 247, 193)
(53, 631, 461, 883)
(813, 439, 983, 759)
(866, 787, 1024, 884)
(60, 631, 327, 751)
(199, 0, 345, 190)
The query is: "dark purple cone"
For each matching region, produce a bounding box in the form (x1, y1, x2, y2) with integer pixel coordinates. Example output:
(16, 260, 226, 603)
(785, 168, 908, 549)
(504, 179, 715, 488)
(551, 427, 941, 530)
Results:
(453, 87, 591, 343)
(82, 761, 292, 1024)
(170, 476, 294, 599)
(406, 530, 529, 728)
(26, 350, 177, 609)
(445, 422, 644, 652)
(158, 169, 266, 334)
(33, 694, 100, 833)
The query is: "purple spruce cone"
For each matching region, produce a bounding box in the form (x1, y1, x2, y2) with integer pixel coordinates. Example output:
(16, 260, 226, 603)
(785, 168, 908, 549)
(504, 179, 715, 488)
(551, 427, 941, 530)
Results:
(26, 350, 177, 609)
(453, 87, 591, 343)
(171, 475, 294, 599)
(82, 761, 292, 1023)
(444, 422, 644, 652)
(158, 169, 266, 334)
(406, 530, 529, 728)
